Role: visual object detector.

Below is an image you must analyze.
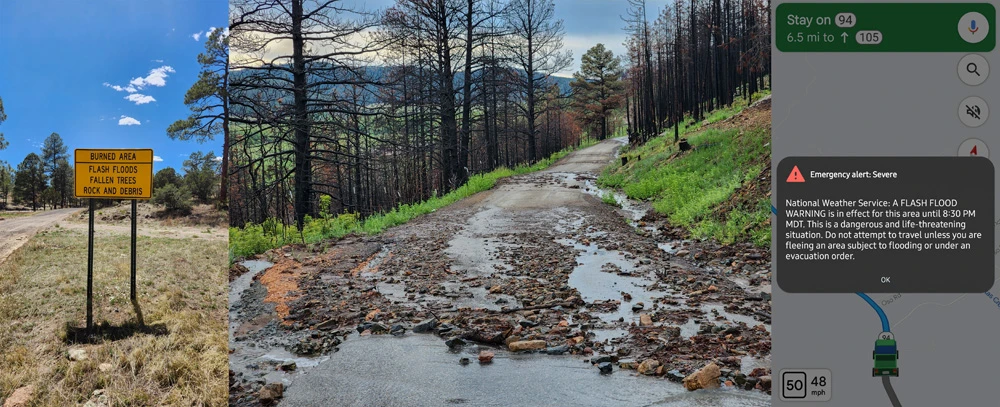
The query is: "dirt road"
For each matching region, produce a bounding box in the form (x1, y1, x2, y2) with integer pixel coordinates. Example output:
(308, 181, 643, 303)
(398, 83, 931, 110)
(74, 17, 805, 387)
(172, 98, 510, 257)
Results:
(0, 208, 81, 263)
(229, 139, 772, 406)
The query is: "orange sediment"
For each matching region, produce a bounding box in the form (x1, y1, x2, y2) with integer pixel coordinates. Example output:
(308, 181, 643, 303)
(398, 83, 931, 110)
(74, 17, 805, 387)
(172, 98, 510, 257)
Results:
(259, 254, 303, 325)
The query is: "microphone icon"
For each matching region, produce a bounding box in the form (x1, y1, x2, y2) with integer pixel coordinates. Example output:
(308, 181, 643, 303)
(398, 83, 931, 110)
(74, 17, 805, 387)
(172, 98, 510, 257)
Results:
(960, 12, 987, 43)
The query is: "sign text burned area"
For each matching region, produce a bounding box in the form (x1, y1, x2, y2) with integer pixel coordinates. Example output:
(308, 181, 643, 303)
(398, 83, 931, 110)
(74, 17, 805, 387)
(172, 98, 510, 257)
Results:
(74, 149, 153, 199)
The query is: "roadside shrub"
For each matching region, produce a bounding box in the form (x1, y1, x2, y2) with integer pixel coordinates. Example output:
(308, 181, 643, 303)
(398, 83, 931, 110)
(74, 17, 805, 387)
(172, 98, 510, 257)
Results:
(151, 184, 193, 215)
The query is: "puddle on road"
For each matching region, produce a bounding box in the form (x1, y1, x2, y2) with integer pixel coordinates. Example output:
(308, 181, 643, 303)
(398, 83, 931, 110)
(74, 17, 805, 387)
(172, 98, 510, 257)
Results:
(658, 241, 694, 255)
(260, 347, 330, 369)
(590, 328, 629, 344)
(231, 335, 330, 389)
(278, 334, 770, 407)
(355, 245, 393, 274)
(559, 237, 673, 339)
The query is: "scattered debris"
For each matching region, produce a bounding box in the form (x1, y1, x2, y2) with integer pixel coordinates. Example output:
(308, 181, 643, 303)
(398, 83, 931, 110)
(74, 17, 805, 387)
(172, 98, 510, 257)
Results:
(2, 385, 35, 407)
(259, 383, 284, 405)
(67, 348, 87, 361)
(478, 350, 495, 364)
(683, 362, 722, 391)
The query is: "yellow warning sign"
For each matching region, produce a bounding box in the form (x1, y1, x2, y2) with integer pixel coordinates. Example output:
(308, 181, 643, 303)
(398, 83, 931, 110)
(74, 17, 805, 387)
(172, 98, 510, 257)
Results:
(74, 149, 154, 199)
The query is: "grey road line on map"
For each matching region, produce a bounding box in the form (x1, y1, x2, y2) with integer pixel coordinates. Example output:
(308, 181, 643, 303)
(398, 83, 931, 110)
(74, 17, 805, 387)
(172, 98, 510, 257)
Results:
(891, 294, 970, 329)
(882, 376, 902, 407)
(892, 274, 1000, 329)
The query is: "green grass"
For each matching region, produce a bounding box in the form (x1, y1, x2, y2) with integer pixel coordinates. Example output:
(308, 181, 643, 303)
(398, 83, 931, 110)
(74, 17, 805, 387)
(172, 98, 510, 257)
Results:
(598, 90, 771, 246)
(230, 139, 599, 261)
(601, 192, 620, 208)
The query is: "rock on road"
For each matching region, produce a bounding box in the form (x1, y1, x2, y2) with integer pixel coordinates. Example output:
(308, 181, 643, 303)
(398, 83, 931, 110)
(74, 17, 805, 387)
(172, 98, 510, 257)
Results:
(229, 138, 772, 406)
(0, 208, 81, 263)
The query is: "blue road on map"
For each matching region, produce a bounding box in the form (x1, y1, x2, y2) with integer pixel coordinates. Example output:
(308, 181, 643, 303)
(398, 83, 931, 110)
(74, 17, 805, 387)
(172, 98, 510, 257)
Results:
(857, 292, 890, 332)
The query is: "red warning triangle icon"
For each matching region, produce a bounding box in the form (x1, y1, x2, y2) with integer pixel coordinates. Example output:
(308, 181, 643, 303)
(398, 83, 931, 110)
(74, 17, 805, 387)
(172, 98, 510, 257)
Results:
(786, 166, 805, 183)
(971, 145, 978, 155)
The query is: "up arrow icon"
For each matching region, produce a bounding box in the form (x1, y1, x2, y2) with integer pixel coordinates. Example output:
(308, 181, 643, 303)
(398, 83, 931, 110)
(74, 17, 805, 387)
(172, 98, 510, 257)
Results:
(841, 32, 849, 43)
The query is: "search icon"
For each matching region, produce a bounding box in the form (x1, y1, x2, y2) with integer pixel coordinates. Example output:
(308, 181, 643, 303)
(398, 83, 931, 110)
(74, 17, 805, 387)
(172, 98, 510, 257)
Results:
(958, 54, 988, 86)
(968, 62, 981, 76)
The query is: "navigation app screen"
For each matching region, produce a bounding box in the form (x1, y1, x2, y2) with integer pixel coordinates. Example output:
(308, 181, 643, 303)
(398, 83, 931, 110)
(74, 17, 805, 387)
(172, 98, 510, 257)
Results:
(772, 1, 998, 405)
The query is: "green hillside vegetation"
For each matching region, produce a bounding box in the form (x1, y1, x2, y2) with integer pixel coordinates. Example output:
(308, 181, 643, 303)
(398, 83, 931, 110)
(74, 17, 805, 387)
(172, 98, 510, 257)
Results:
(599, 91, 772, 247)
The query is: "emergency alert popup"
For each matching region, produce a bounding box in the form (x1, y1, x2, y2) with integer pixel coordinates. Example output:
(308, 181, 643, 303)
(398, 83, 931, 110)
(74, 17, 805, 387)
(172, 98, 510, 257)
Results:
(776, 157, 994, 293)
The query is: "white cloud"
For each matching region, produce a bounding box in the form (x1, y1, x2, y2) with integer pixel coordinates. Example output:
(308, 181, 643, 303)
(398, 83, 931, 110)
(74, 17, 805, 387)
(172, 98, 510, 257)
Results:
(213, 156, 223, 162)
(152, 59, 164, 63)
(118, 115, 141, 126)
(129, 66, 175, 88)
(103, 82, 138, 93)
(192, 31, 203, 41)
(153, 156, 164, 162)
(104, 66, 176, 92)
(125, 94, 156, 105)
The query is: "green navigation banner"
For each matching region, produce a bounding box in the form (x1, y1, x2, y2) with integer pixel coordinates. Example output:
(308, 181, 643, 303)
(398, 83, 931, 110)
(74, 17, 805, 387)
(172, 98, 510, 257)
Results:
(776, 3, 996, 52)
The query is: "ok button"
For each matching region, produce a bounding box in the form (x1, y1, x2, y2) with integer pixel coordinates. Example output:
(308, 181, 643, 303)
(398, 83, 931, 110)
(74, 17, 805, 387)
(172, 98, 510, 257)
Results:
(881, 276, 892, 283)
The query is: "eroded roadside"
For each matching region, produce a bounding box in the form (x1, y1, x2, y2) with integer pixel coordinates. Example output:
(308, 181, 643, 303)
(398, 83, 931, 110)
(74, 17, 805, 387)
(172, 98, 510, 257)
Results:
(0, 208, 80, 263)
(229, 140, 772, 406)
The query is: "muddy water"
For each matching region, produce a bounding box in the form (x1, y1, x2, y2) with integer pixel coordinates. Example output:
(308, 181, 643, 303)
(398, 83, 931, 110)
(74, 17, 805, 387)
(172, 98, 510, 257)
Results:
(278, 334, 769, 407)
(229, 260, 274, 334)
(561, 238, 665, 321)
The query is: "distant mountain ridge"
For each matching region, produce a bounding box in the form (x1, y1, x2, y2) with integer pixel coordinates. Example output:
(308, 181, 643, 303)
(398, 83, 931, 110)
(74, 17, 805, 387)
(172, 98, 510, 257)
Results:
(231, 64, 573, 95)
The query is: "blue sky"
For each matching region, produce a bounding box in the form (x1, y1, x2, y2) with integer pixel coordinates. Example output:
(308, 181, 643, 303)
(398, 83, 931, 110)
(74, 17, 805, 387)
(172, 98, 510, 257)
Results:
(359, 0, 674, 76)
(0, 0, 227, 174)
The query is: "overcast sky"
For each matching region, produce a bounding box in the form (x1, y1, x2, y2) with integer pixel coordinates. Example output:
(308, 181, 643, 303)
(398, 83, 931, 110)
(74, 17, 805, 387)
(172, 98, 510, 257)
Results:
(345, 0, 675, 76)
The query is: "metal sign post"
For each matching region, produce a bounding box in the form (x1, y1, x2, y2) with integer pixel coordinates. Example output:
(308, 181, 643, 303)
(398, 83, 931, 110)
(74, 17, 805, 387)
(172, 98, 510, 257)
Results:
(86, 199, 94, 331)
(130, 199, 144, 326)
(74, 149, 153, 332)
